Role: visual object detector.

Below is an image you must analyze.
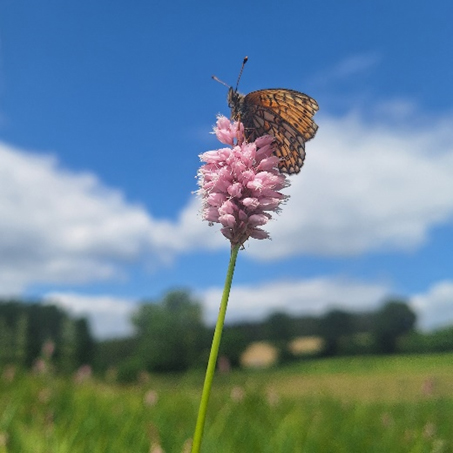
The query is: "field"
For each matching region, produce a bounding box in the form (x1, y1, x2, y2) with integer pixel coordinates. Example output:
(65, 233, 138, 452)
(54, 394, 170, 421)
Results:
(1, 353, 453, 452)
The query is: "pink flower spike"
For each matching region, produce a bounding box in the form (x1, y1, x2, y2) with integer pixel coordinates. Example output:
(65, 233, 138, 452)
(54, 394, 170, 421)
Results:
(207, 192, 227, 207)
(249, 229, 270, 240)
(255, 135, 275, 148)
(227, 182, 243, 198)
(257, 156, 281, 172)
(214, 115, 245, 146)
(219, 200, 235, 215)
(219, 214, 236, 228)
(242, 197, 260, 209)
(197, 115, 290, 247)
(248, 213, 270, 227)
(200, 148, 232, 164)
(204, 206, 220, 222)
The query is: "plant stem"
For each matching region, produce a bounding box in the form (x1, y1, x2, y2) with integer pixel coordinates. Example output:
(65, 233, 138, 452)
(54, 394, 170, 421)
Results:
(191, 244, 240, 453)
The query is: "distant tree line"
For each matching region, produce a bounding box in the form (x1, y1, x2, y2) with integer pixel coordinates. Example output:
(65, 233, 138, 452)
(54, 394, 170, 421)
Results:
(217, 300, 417, 362)
(0, 299, 94, 372)
(3, 291, 453, 380)
(94, 291, 453, 381)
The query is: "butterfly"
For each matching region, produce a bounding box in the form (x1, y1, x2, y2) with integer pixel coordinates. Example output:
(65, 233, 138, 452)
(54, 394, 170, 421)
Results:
(213, 57, 319, 174)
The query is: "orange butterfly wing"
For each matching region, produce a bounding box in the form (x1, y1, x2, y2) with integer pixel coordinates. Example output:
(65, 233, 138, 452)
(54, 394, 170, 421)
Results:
(240, 89, 319, 174)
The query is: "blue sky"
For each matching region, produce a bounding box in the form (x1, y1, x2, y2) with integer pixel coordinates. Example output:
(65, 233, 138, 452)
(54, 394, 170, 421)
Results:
(1, 1, 453, 338)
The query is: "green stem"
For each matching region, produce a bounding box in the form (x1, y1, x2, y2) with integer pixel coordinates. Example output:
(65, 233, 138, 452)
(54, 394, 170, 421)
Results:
(191, 244, 240, 453)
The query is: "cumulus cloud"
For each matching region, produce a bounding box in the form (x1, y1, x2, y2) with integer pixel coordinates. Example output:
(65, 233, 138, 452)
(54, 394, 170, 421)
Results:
(0, 142, 172, 293)
(0, 140, 225, 294)
(45, 292, 136, 339)
(2, 103, 453, 294)
(411, 281, 453, 330)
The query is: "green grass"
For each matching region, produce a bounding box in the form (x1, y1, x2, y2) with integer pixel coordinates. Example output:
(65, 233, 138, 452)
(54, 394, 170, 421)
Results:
(1, 353, 453, 452)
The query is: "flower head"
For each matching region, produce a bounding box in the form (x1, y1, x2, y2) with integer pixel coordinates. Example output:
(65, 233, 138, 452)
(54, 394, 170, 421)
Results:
(197, 116, 289, 247)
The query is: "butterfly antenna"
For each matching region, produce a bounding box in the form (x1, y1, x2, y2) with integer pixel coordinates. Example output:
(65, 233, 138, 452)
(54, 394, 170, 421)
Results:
(211, 75, 230, 88)
(235, 56, 248, 91)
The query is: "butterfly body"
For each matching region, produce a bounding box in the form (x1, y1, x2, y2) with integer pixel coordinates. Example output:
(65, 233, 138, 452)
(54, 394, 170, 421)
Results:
(227, 87, 319, 174)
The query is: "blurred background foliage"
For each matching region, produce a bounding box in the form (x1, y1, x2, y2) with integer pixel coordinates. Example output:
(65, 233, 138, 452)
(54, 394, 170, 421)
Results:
(2, 290, 453, 382)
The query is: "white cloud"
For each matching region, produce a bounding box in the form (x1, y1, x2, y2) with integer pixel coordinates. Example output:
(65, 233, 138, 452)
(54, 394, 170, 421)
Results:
(0, 140, 229, 294)
(201, 277, 389, 325)
(0, 142, 170, 293)
(2, 103, 453, 294)
(411, 281, 453, 330)
(45, 292, 136, 339)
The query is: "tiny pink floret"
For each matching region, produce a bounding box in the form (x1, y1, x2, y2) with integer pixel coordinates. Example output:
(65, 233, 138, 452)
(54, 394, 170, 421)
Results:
(198, 116, 289, 246)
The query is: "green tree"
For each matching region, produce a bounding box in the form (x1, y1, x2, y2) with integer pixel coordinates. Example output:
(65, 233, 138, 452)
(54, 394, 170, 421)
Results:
(0, 317, 14, 364)
(26, 303, 67, 366)
(219, 327, 248, 367)
(0, 299, 94, 370)
(373, 299, 416, 354)
(265, 312, 295, 343)
(60, 317, 76, 372)
(319, 309, 354, 356)
(74, 318, 95, 365)
(132, 290, 207, 372)
(292, 316, 320, 337)
(15, 314, 28, 366)
(93, 336, 138, 376)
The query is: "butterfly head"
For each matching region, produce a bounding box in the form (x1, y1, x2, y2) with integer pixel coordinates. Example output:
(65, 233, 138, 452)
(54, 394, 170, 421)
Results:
(227, 87, 245, 120)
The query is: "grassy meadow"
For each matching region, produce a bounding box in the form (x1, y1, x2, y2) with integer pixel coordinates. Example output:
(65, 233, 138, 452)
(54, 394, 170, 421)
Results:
(1, 353, 453, 452)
